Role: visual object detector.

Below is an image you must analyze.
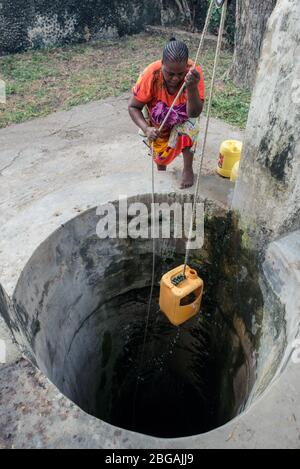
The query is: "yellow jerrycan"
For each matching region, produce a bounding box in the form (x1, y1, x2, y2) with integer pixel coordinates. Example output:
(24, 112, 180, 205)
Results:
(217, 140, 242, 178)
(159, 265, 204, 326)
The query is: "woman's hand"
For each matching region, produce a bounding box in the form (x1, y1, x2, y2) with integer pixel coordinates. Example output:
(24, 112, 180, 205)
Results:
(185, 69, 200, 90)
(146, 126, 160, 142)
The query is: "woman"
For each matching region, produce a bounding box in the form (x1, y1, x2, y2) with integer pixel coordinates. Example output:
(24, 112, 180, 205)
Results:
(128, 38, 205, 189)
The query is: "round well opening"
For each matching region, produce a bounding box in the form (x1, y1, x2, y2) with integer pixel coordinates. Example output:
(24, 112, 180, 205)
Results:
(12, 194, 284, 438)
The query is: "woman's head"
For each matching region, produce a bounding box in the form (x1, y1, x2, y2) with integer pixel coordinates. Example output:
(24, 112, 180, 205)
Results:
(162, 38, 189, 89)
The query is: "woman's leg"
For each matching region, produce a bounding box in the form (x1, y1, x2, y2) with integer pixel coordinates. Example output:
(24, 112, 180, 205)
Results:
(181, 147, 194, 189)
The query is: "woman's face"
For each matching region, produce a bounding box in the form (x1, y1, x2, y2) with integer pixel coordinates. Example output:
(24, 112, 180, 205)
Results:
(162, 60, 188, 89)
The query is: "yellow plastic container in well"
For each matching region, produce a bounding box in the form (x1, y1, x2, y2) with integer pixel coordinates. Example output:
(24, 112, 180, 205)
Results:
(217, 140, 243, 178)
(159, 265, 204, 326)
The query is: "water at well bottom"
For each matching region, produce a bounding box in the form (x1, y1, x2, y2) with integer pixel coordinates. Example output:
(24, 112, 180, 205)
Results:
(93, 286, 241, 438)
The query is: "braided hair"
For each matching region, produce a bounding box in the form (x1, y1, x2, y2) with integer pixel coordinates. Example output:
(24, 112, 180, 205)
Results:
(162, 37, 189, 64)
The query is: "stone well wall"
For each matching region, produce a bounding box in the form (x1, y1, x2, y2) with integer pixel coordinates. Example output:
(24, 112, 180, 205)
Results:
(232, 0, 300, 251)
(0, 0, 160, 54)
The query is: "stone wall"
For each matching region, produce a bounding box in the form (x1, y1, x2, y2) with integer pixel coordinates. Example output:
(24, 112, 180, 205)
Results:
(0, 0, 160, 55)
(232, 0, 300, 251)
(0, 1, 236, 55)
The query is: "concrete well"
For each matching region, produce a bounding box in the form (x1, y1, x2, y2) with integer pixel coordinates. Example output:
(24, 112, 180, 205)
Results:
(0, 0, 299, 446)
(3, 193, 290, 441)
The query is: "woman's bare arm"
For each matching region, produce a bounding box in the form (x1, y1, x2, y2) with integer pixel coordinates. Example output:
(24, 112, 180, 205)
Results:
(185, 69, 204, 118)
(128, 96, 160, 141)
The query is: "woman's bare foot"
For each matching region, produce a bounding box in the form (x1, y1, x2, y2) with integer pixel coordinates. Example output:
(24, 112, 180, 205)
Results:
(181, 148, 194, 189)
(180, 168, 194, 188)
(157, 164, 167, 171)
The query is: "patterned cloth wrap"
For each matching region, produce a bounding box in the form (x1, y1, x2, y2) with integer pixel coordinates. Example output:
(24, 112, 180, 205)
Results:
(133, 60, 204, 166)
(146, 102, 200, 166)
(151, 101, 188, 129)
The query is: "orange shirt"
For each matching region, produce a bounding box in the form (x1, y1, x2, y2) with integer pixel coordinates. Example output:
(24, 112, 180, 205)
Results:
(132, 60, 205, 110)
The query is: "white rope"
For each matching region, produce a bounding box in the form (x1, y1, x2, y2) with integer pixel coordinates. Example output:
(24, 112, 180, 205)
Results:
(158, 0, 215, 133)
(139, 143, 156, 371)
(143, 0, 228, 340)
(194, 0, 215, 67)
(141, 0, 216, 336)
(184, 0, 228, 275)
(133, 0, 228, 424)
(132, 142, 156, 426)
(142, 0, 218, 322)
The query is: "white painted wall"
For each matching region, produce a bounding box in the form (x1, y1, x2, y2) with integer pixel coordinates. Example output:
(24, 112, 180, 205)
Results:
(232, 0, 300, 249)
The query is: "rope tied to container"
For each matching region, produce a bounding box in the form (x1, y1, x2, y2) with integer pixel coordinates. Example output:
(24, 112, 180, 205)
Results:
(133, 0, 228, 423)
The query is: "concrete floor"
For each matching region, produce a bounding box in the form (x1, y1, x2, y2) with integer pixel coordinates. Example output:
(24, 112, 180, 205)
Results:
(0, 94, 241, 299)
(0, 95, 299, 449)
(0, 94, 241, 366)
